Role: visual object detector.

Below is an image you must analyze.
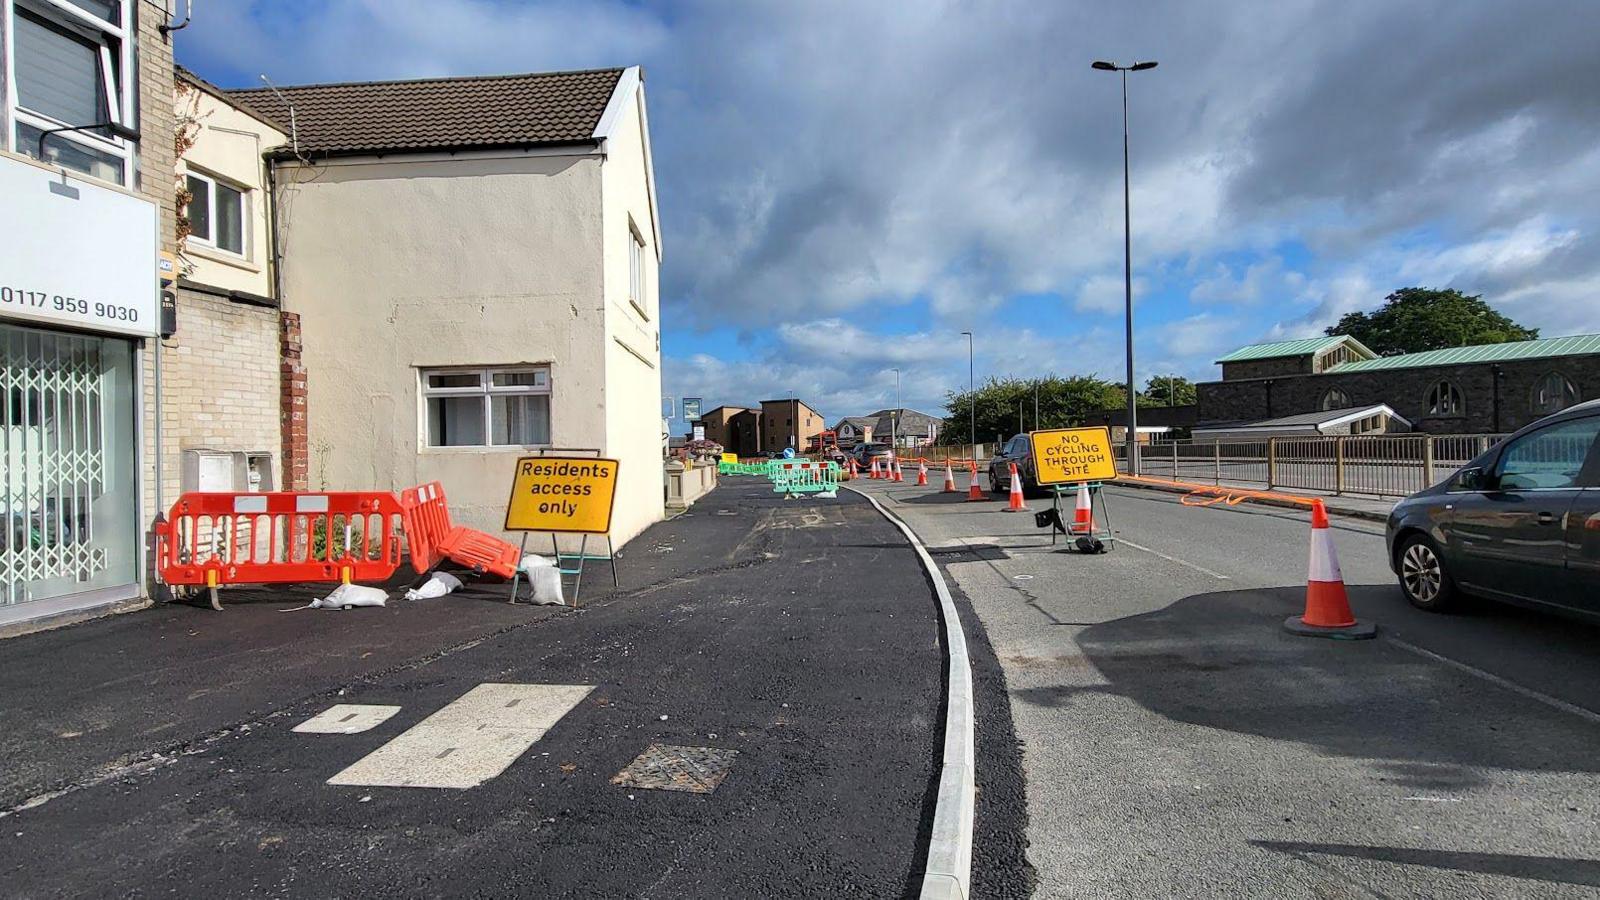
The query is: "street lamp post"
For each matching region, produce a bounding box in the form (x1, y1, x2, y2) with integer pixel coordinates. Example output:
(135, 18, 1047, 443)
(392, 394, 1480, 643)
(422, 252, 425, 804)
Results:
(1092, 58, 1157, 475)
(891, 367, 900, 450)
(961, 331, 975, 460)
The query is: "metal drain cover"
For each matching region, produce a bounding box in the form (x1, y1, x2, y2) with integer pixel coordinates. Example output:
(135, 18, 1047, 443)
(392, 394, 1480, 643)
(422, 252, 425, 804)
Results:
(611, 744, 739, 794)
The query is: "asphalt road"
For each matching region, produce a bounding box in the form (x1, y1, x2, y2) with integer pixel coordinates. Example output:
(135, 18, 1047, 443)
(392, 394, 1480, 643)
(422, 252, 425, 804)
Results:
(853, 476, 1600, 899)
(0, 480, 1029, 898)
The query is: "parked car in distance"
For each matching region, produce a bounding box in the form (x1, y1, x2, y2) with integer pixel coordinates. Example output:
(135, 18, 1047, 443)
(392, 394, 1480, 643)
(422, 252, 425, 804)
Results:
(852, 443, 894, 468)
(988, 434, 1040, 494)
(1386, 398, 1600, 620)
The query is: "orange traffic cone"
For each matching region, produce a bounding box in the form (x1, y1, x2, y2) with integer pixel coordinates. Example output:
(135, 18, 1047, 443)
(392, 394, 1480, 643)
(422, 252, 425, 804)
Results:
(916, 461, 928, 486)
(869, 458, 880, 479)
(942, 462, 958, 493)
(1284, 500, 1376, 639)
(967, 462, 987, 501)
(893, 460, 904, 482)
(1002, 462, 1029, 512)
(1070, 483, 1094, 534)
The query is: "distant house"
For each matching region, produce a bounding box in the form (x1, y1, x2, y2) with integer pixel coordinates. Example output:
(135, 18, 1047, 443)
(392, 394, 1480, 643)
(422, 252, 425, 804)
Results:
(698, 405, 757, 455)
(1198, 333, 1600, 434)
(758, 398, 824, 453)
(832, 417, 877, 447)
(867, 408, 941, 448)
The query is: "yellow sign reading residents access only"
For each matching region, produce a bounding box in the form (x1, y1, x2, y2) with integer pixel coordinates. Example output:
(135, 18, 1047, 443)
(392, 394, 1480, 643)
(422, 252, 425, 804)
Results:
(1030, 427, 1118, 485)
(504, 456, 620, 534)
(721, 452, 738, 464)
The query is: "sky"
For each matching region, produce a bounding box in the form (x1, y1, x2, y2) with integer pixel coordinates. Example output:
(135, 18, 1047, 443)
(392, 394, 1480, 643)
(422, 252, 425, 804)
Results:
(175, 0, 1600, 434)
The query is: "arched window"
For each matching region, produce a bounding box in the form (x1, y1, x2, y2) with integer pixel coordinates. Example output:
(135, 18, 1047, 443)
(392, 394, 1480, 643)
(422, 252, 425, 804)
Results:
(1531, 372, 1579, 415)
(1425, 380, 1464, 417)
(1321, 388, 1352, 411)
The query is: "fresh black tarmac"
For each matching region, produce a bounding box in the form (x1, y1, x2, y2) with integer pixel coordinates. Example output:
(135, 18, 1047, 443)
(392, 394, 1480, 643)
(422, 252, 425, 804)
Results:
(0, 480, 1026, 897)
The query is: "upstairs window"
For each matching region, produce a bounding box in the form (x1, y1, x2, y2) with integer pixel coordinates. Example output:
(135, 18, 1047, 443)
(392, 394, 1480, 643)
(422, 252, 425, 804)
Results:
(1426, 380, 1464, 417)
(185, 172, 247, 256)
(9, 3, 132, 186)
(1531, 372, 1579, 416)
(1320, 388, 1352, 411)
(628, 224, 648, 319)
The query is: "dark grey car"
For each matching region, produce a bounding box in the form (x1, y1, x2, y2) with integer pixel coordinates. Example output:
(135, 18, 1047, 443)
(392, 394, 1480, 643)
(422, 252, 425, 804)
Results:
(988, 434, 1040, 494)
(1386, 398, 1600, 620)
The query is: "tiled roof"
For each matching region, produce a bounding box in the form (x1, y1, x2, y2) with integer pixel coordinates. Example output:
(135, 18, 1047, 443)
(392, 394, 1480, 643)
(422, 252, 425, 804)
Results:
(1215, 335, 1365, 363)
(1328, 333, 1600, 372)
(222, 68, 624, 157)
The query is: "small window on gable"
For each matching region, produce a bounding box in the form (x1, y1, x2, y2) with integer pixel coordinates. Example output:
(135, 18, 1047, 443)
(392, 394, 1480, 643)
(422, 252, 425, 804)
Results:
(628, 222, 648, 320)
(1531, 372, 1579, 416)
(1426, 380, 1464, 417)
(1321, 388, 1352, 411)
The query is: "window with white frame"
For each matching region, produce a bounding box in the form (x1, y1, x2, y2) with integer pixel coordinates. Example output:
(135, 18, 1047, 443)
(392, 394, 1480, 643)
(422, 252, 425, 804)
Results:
(628, 223, 648, 318)
(185, 171, 247, 256)
(7, 0, 134, 186)
(422, 367, 551, 448)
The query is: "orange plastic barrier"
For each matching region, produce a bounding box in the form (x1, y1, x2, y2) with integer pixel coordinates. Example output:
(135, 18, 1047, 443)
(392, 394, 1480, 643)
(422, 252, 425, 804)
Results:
(155, 491, 405, 594)
(1116, 474, 1318, 509)
(400, 481, 521, 579)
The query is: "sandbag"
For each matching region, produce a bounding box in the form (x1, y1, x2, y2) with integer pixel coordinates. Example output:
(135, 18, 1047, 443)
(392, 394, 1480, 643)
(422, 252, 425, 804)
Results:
(311, 584, 388, 609)
(404, 571, 463, 601)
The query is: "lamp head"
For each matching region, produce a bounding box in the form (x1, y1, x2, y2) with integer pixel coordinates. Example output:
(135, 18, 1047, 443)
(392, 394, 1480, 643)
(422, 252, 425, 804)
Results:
(1091, 60, 1118, 71)
(1130, 61, 1159, 71)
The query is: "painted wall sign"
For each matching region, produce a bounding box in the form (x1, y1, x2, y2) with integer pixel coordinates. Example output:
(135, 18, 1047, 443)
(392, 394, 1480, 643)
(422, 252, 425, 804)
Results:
(504, 456, 621, 534)
(1030, 427, 1118, 485)
(0, 155, 158, 338)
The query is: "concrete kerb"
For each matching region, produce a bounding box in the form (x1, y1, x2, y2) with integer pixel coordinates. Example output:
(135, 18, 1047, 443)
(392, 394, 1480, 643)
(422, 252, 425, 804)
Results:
(843, 486, 976, 900)
(1111, 477, 1393, 523)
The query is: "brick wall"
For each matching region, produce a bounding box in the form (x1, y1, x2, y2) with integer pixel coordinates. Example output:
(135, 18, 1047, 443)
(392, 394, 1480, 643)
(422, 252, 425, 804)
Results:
(280, 312, 307, 489)
(152, 288, 282, 501)
(1197, 355, 1600, 434)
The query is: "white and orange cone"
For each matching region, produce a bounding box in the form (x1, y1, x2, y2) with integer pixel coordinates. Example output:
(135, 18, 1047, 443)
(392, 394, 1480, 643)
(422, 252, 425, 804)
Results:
(869, 458, 881, 479)
(1285, 500, 1376, 639)
(893, 459, 904, 483)
(1002, 462, 1029, 512)
(942, 461, 958, 493)
(1070, 483, 1094, 534)
(916, 461, 928, 486)
(966, 462, 987, 501)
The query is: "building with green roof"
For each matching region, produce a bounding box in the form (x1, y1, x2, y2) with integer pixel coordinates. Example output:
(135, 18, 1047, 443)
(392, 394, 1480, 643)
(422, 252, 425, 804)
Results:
(1197, 332, 1600, 435)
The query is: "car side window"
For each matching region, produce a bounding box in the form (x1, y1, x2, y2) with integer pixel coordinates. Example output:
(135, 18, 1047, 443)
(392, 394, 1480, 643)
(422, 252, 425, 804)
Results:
(1493, 416, 1600, 490)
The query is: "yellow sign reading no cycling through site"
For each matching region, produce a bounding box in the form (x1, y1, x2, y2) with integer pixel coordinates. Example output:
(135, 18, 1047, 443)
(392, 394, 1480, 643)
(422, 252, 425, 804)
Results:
(1030, 427, 1118, 485)
(504, 456, 620, 534)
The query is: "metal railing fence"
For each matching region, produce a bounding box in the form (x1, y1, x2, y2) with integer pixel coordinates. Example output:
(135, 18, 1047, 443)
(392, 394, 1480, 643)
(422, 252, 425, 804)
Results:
(1115, 433, 1508, 497)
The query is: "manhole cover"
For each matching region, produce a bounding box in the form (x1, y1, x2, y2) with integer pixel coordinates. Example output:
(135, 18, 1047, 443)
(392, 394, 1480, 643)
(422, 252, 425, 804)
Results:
(611, 744, 739, 794)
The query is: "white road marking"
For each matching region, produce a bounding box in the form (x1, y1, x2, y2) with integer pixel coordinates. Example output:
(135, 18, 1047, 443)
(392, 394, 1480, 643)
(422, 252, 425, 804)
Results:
(327, 683, 593, 789)
(294, 704, 401, 735)
(1116, 538, 1231, 580)
(1384, 635, 1600, 726)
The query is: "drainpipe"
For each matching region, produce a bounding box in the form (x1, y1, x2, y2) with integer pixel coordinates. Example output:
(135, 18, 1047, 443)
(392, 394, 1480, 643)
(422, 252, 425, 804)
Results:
(1264, 379, 1274, 419)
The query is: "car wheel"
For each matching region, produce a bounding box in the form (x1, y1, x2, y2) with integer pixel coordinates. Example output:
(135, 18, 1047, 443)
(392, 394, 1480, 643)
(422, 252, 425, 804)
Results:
(1397, 534, 1456, 612)
(990, 469, 1004, 493)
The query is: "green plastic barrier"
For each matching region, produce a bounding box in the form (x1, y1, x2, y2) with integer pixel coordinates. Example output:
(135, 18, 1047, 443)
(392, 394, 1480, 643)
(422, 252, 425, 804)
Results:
(768, 459, 840, 496)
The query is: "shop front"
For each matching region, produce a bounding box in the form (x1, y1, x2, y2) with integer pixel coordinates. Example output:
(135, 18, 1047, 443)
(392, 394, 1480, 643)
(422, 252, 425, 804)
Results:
(0, 154, 157, 626)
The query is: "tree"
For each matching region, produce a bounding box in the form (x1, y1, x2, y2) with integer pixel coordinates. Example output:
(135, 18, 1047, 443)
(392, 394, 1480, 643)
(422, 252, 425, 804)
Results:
(1325, 288, 1538, 356)
(1142, 374, 1196, 406)
(940, 375, 1126, 445)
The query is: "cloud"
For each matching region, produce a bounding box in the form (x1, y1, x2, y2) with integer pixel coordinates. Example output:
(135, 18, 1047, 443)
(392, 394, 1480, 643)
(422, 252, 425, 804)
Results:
(178, 0, 1600, 414)
(1075, 275, 1148, 314)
